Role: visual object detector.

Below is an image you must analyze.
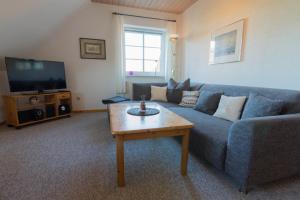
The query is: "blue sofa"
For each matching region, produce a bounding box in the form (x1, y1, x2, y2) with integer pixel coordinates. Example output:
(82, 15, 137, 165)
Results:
(132, 82, 300, 193)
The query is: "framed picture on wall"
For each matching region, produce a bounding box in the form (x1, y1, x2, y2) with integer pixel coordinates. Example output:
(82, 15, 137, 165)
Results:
(209, 19, 245, 65)
(80, 38, 106, 59)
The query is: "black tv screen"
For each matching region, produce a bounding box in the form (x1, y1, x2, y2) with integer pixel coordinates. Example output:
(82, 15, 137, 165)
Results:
(5, 57, 67, 92)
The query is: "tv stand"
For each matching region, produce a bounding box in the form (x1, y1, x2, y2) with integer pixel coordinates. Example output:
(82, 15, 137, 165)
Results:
(3, 91, 72, 128)
(37, 89, 44, 94)
(21, 90, 71, 96)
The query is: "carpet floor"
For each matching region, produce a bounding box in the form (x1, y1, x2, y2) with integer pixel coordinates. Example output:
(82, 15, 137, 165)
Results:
(0, 112, 299, 200)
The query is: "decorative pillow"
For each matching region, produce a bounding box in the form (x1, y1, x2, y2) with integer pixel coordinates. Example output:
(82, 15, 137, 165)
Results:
(179, 91, 200, 107)
(194, 91, 222, 115)
(150, 86, 167, 102)
(241, 93, 284, 119)
(167, 78, 190, 104)
(213, 95, 247, 122)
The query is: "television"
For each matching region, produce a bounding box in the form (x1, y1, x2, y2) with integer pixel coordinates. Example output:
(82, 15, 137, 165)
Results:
(5, 57, 67, 93)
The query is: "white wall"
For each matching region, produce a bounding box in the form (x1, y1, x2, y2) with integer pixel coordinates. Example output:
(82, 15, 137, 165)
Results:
(0, 0, 87, 56)
(178, 0, 300, 90)
(24, 3, 177, 110)
(0, 2, 177, 113)
(0, 0, 89, 120)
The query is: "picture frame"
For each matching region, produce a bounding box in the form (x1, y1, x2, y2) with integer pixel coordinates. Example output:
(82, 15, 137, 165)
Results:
(80, 38, 106, 59)
(209, 19, 245, 65)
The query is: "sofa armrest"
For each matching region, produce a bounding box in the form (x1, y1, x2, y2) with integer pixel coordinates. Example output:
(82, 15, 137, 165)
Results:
(225, 114, 300, 190)
(132, 82, 167, 100)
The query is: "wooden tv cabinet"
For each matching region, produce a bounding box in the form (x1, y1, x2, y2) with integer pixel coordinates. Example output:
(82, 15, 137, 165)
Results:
(3, 91, 72, 128)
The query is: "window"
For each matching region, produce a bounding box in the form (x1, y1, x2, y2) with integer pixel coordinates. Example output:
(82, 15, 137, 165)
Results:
(124, 27, 165, 76)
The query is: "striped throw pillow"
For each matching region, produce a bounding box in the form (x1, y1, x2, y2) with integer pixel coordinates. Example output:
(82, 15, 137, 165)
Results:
(179, 91, 200, 107)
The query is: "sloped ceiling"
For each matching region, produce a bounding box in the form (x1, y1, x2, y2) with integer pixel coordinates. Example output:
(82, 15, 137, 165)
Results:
(0, 0, 88, 57)
(92, 0, 198, 14)
(0, 0, 182, 57)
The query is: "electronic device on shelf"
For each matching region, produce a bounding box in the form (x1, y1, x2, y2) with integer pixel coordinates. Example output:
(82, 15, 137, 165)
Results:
(18, 109, 44, 122)
(5, 57, 67, 93)
(46, 105, 56, 118)
(32, 109, 44, 121)
(58, 104, 71, 115)
(18, 110, 34, 123)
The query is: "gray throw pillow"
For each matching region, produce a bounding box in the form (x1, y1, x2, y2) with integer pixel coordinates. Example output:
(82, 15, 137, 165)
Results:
(241, 93, 284, 119)
(194, 91, 222, 115)
(167, 78, 190, 104)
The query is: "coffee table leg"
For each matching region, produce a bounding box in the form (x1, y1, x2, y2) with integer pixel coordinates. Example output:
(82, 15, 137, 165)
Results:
(116, 135, 125, 186)
(181, 130, 190, 176)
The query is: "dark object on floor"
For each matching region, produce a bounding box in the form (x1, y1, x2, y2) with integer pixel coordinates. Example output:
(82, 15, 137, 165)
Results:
(127, 107, 160, 116)
(102, 96, 130, 123)
(102, 96, 130, 105)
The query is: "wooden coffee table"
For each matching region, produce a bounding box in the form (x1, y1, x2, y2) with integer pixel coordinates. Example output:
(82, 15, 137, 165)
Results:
(109, 102, 193, 187)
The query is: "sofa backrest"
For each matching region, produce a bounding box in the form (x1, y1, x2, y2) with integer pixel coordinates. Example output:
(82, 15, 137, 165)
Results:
(132, 82, 300, 114)
(132, 82, 204, 101)
(190, 82, 204, 91)
(132, 83, 167, 100)
(199, 84, 300, 114)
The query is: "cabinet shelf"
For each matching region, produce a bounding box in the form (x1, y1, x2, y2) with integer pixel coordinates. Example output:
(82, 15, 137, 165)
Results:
(18, 114, 71, 126)
(2, 91, 72, 128)
(17, 102, 57, 110)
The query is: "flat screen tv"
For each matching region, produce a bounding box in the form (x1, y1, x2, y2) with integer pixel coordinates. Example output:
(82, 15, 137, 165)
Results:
(5, 57, 67, 93)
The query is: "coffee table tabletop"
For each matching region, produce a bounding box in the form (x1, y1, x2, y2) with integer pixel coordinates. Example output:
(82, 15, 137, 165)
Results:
(108, 102, 193, 187)
(109, 103, 193, 134)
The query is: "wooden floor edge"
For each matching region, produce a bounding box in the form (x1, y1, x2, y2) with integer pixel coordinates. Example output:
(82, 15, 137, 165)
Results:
(72, 109, 107, 113)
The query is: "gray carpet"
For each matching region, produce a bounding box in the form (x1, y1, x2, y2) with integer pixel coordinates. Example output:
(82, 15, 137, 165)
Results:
(0, 113, 299, 200)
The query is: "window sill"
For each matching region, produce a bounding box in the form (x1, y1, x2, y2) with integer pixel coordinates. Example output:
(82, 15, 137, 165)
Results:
(126, 75, 165, 78)
(126, 72, 165, 78)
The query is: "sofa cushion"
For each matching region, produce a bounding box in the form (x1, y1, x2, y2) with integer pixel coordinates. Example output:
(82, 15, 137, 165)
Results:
(154, 101, 182, 109)
(194, 91, 222, 115)
(213, 95, 247, 122)
(132, 83, 167, 100)
(241, 93, 284, 119)
(167, 78, 190, 104)
(190, 82, 204, 91)
(199, 84, 300, 114)
(179, 91, 200, 107)
(169, 107, 233, 170)
(150, 86, 167, 102)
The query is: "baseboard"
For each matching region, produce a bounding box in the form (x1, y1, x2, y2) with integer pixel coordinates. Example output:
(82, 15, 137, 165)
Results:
(0, 121, 5, 125)
(72, 109, 107, 113)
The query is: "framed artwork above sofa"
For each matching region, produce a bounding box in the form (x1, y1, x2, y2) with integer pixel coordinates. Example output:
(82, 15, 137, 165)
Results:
(209, 19, 245, 65)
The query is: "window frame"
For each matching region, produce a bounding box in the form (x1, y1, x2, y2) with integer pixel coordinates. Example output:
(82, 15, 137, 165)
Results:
(124, 26, 166, 77)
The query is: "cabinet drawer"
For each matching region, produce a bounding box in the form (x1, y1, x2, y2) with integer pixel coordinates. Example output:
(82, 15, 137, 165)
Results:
(57, 93, 71, 99)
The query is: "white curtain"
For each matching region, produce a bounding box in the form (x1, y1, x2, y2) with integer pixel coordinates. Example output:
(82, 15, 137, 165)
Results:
(165, 22, 177, 81)
(113, 14, 126, 94)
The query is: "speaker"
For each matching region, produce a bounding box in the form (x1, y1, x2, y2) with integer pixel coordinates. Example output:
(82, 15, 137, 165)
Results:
(58, 104, 71, 115)
(32, 109, 44, 121)
(18, 110, 34, 123)
(46, 105, 55, 118)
